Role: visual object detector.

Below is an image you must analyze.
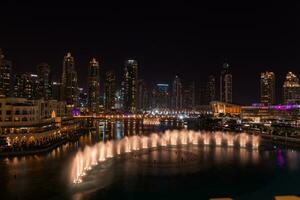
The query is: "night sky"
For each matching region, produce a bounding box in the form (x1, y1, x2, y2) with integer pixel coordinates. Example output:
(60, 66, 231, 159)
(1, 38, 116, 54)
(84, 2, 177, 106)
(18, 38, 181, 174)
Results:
(1, 1, 300, 105)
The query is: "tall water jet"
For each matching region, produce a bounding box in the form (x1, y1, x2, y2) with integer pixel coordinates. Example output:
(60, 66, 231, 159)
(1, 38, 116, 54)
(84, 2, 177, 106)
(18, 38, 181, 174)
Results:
(141, 136, 148, 149)
(252, 135, 259, 149)
(215, 132, 222, 146)
(124, 137, 131, 153)
(239, 133, 248, 148)
(106, 141, 113, 158)
(226, 134, 234, 147)
(203, 133, 210, 145)
(98, 142, 106, 161)
(150, 134, 159, 148)
(170, 131, 178, 146)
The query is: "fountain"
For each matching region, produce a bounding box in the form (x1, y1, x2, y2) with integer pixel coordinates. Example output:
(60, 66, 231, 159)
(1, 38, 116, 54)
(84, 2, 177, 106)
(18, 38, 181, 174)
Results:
(70, 130, 260, 184)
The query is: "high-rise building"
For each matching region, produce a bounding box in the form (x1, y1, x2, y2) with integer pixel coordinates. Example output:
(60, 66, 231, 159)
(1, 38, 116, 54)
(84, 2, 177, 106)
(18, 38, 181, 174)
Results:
(220, 63, 232, 103)
(0, 49, 12, 97)
(79, 87, 88, 108)
(154, 83, 170, 109)
(283, 71, 300, 104)
(87, 58, 100, 113)
(52, 81, 63, 101)
(137, 79, 150, 111)
(207, 75, 216, 103)
(61, 52, 79, 107)
(104, 70, 116, 111)
(12, 74, 22, 98)
(21, 73, 39, 99)
(37, 63, 52, 100)
(172, 76, 182, 109)
(123, 59, 138, 113)
(260, 71, 275, 105)
(183, 82, 195, 109)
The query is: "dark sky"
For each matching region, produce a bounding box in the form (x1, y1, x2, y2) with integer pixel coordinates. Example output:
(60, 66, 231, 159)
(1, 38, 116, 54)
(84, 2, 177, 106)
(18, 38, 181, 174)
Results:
(1, 1, 300, 105)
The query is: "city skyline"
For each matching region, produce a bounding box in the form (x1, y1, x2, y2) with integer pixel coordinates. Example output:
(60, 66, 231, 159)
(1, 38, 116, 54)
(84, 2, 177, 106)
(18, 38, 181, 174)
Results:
(1, 2, 300, 104)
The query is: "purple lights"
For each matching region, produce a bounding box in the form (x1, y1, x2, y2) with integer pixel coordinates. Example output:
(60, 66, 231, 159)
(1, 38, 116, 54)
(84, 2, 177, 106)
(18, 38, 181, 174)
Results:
(271, 104, 300, 111)
(72, 108, 80, 117)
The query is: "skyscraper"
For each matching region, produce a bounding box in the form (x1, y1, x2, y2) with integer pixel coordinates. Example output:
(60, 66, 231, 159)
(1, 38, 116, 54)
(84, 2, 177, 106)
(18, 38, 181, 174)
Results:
(283, 71, 300, 104)
(87, 58, 100, 113)
(104, 70, 116, 111)
(220, 63, 232, 103)
(182, 82, 195, 109)
(12, 74, 22, 98)
(61, 52, 79, 107)
(123, 59, 138, 113)
(22, 73, 39, 99)
(260, 71, 275, 105)
(172, 76, 182, 109)
(0, 49, 12, 97)
(207, 75, 216, 103)
(37, 63, 52, 100)
(153, 83, 169, 109)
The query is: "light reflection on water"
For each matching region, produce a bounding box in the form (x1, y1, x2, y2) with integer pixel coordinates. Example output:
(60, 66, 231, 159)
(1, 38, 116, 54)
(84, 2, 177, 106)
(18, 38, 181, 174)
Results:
(1, 119, 300, 200)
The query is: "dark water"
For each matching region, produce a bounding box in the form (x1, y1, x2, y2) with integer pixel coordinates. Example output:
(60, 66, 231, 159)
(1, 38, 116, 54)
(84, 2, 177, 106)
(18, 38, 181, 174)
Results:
(1, 120, 300, 200)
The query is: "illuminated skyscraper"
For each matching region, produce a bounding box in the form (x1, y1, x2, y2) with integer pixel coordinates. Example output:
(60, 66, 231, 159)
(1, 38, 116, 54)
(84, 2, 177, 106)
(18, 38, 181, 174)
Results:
(260, 71, 275, 105)
(207, 75, 216, 103)
(123, 59, 138, 113)
(104, 70, 116, 111)
(154, 83, 170, 109)
(87, 58, 100, 113)
(172, 76, 182, 109)
(37, 63, 52, 100)
(0, 49, 12, 97)
(220, 63, 232, 103)
(61, 52, 79, 107)
(283, 71, 300, 104)
(21, 73, 39, 99)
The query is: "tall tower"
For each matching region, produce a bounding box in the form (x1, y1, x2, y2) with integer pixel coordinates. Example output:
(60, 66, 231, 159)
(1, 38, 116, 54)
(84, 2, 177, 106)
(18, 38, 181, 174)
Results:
(172, 75, 182, 109)
(220, 63, 232, 103)
(123, 59, 138, 113)
(37, 63, 52, 100)
(283, 71, 300, 104)
(61, 52, 79, 107)
(0, 49, 12, 97)
(207, 75, 216, 103)
(260, 71, 275, 105)
(104, 70, 116, 111)
(21, 73, 39, 99)
(87, 58, 100, 113)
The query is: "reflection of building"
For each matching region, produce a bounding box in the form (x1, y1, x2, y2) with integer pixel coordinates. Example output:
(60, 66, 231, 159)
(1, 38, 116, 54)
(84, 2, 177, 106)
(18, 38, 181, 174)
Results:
(260, 71, 275, 105)
(153, 83, 169, 109)
(210, 101, 241, 116)
(183, 82, 195, 109)
(61, 52, 78, 107)
(283, 72, 300, 104)
(104, 70, 116, 111)
(241, 104, 300, 126)
(123, 60, 138, 113)
(0, 49, 12, 97)
(37, 63, 52, 100)
(172, 76, 182, 109)
(220, 63, 232, 103)
(87, 58, 100, 113)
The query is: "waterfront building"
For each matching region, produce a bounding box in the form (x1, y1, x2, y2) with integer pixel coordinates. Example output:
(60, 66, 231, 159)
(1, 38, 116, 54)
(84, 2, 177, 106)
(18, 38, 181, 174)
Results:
(0, 49, 12, 97)
(260, 71, 275, 105)
(220, 63, 232, 103)
(104, 70, 116, 112)
(172, 75, 182, 109)
(283, 72, 300, 104)
(241, 104, 300, 126)
(37, 63, 52, 100)
(137, 79, 150, 111)
(210, 101, 241, 116)
(0, 97, 67, 134)
(87, 58, 100, 113)
(153, 83, 169, 109)
(123, 59, 138, 113)
(61, 52, 79, 108)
